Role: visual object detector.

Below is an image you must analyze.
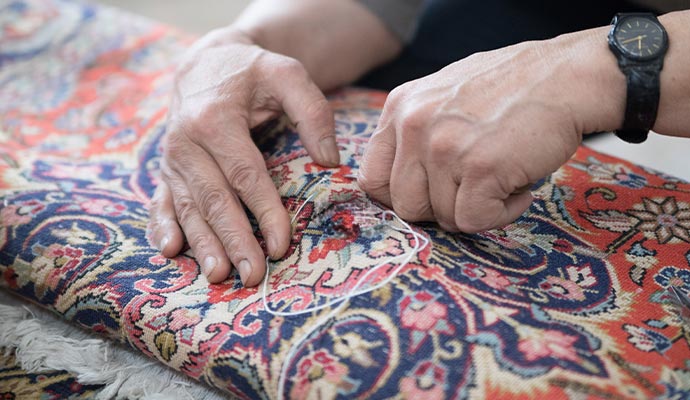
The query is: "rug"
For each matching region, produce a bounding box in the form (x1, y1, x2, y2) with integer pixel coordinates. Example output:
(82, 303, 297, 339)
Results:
(0, 290, 227, 399)
(1, 0, 689, 399)
(0, 350, 104, 400)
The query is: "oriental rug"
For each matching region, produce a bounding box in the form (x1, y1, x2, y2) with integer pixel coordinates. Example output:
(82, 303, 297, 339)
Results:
(1, 0, 689, 399)
(0, 289, 225, 399)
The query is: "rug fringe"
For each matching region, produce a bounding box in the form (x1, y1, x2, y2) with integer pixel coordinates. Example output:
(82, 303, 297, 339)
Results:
(0, 291, 228, 400)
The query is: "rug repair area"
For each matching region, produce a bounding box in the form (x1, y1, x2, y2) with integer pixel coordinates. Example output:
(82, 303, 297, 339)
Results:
(1, 0, 689, 399)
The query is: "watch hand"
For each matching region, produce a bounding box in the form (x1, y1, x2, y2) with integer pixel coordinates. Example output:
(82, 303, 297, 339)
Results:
(620, 34, 647, 44)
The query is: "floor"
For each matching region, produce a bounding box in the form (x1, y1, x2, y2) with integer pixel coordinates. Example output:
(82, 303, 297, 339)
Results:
(91, 0, 689, 181)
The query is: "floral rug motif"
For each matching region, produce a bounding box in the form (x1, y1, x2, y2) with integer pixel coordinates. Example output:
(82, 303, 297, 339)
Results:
(1, 0, 689, 399)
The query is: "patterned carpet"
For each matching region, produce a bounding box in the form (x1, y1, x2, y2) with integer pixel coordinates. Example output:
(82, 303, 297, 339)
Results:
(0, 289, 226, 399)
(1, 0, 689, 399)
(0, 351, 103, 399)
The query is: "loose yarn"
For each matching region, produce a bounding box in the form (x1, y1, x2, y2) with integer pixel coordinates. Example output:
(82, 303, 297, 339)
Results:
(260, 176, 430, 399)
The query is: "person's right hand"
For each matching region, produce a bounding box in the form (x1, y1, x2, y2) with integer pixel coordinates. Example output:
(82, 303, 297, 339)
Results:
(147, 28, 340, 287)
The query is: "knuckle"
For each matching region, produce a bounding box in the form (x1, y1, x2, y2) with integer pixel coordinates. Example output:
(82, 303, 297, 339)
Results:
(357, 168, 387, 198)
(428, 131, 457, 161)
(455, 206, 494, 233)
(387, 84, 408, 105)
(398, 109, 425, 136)
(187, 233, 216, 251)
(182, 110, 217, 143)
(227, 163, 261, 199)
(304, 97, 332, 123)
(464, 153, 497, 179)
(167, 107, 231, 151)
(174, 195, 198, 225)
(163, 132, 191, 162)
(251, 198, 280, 224)
(392, 196, 430, 222)
(430, 200, 457, 229)
(275, 56, 306, 77)
(216, 227, 254, 256)
(197, 187, 231, 222)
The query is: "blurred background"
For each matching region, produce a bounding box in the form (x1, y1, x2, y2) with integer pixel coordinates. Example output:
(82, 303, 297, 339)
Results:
(92, 0, 251, 34)
(90, 0, 690, 181)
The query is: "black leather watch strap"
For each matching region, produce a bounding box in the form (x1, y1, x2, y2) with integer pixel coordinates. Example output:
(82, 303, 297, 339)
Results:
(616, 65, 661, 144)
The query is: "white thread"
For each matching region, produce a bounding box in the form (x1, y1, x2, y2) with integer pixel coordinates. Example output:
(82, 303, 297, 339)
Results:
(262, 213, 427, 317)
(260, 177, 429, 399)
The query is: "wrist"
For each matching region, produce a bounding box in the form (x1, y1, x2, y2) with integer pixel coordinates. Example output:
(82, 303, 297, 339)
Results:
(548, 26, 627, 136)
(200, 26, 257, 48)
(228, 0, 401, 90)
(551, 11, 690, 139)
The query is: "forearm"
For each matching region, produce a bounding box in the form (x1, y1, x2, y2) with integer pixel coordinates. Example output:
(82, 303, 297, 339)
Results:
(231, 0, 403, 90)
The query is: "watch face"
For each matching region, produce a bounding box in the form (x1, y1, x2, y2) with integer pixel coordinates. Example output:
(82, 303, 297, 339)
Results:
(613, 16, 666, 60)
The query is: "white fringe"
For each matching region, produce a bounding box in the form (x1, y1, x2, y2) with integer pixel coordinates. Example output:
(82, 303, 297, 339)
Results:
(0, 290, 230, 400)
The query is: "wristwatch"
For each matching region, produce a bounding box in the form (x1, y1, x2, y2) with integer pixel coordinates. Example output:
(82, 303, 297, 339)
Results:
(608, 13, 668, 143)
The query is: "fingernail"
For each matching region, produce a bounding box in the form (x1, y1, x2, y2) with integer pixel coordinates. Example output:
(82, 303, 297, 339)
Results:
(159, 236, 169, 252)
(319, 136, 339, 166)
(237, 259, 252, 285)
(268, 236, 280, 259)
(202, 256, 217, 277)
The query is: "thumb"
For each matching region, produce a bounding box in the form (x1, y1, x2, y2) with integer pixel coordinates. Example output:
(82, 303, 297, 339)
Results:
(357, 123, 396, 207)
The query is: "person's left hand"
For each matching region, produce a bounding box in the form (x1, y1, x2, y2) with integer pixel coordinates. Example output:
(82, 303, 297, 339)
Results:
(357, 29, 624, 232)
(146, 28, 340, 287)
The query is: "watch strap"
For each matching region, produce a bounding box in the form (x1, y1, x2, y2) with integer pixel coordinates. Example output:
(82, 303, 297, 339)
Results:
(616, 64, 661, 143)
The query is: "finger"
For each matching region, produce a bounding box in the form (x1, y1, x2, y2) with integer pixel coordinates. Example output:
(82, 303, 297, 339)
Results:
(357, 122, 396, 207)
(166, 174, 235, 284)
(165, 134, 270, 285)
(147, 180, 186, 258)
(512, 182, 535, 195)
(175, 102, 291, 264)
(454, 180, 534, 233)
(192, 124, 292, 262)
(220, 149, 292, 263)
(427, 169, 460, 232)
(269, 61, 339, 167)
(174, 155, 271, 287)
(389, 156, 434, 222)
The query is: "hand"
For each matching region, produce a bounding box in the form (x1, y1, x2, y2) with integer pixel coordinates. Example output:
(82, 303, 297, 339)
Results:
(147, 28, 339, 286)
(358, 29, 625, 233)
